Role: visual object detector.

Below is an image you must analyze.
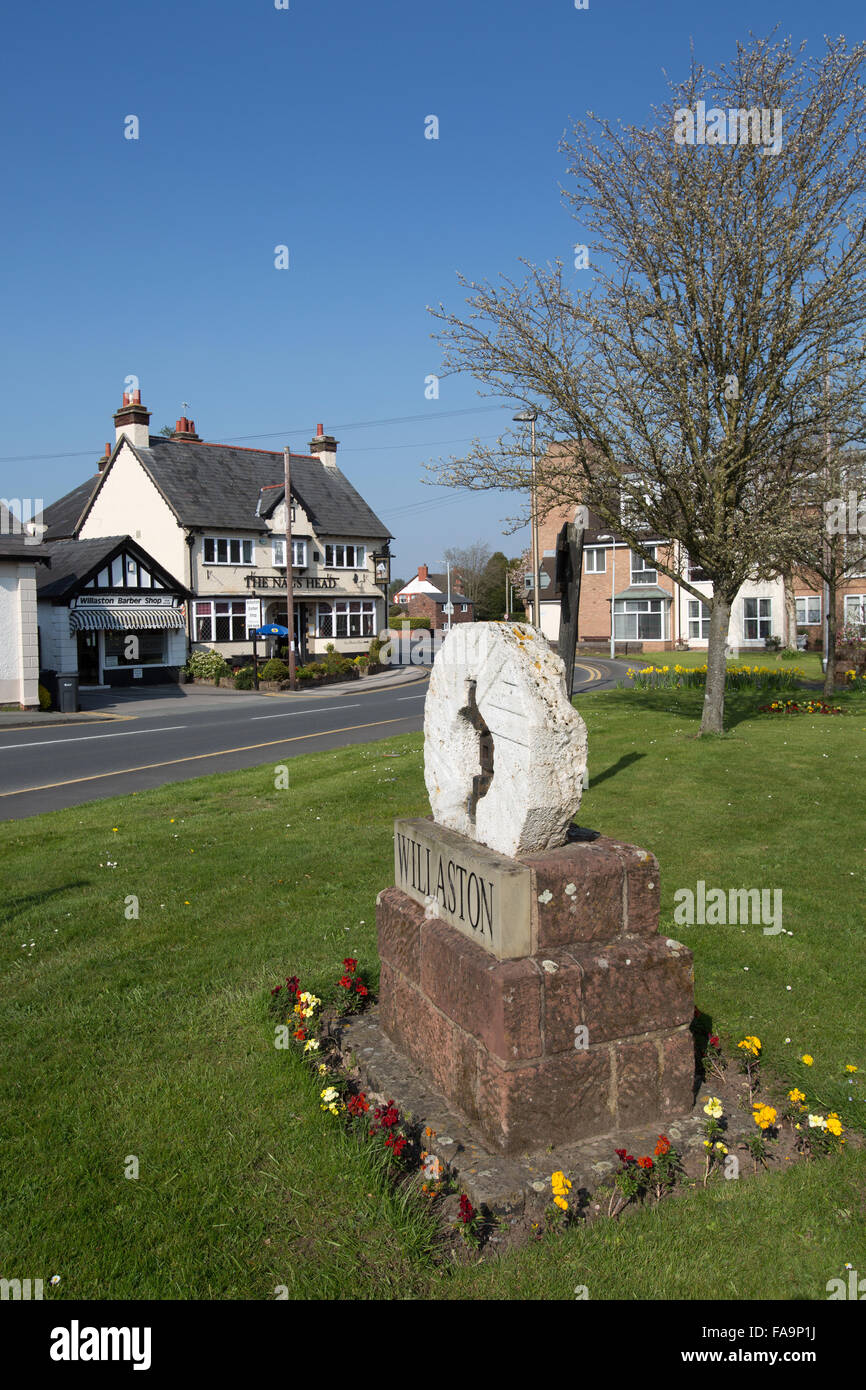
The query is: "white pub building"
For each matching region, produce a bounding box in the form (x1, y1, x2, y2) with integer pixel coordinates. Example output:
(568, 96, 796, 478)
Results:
(38, 390, 392, 685)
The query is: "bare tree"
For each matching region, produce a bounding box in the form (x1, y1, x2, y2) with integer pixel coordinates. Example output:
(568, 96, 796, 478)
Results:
(427, 34, 866, 733)
(443, 541, 492, 605)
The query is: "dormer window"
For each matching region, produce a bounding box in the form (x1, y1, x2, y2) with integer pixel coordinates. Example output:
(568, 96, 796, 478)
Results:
(272, 538, 307, 568)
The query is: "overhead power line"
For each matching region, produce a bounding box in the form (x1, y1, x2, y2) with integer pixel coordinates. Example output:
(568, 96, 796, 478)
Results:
(0, 405, 509, 466)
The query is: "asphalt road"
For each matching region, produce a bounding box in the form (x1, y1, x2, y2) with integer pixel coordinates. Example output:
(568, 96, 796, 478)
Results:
(0, 658, 630, 821)
(0, 678, 430, 820)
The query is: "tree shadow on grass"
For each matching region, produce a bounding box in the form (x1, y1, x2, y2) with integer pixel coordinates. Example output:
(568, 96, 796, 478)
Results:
(597, 687, 783, 732)
(3, 882, 90, 918)
(589, 751, 645, 790)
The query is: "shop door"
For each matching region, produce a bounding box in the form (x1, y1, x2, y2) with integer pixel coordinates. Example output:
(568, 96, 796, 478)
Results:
(77, 631, 100, 684)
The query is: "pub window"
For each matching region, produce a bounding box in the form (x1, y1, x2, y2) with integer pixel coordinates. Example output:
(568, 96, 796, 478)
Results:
(333, 599, 375, 638)
(324, 543, 366, 569)
(317, 603, 334, 638)
(272, 539, 307, 568)
(203, 537, 254, 566)
(743, 597, 772, 642)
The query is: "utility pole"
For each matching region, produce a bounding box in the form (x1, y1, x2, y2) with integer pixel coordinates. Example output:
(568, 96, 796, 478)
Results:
(283, 446, 297, 690)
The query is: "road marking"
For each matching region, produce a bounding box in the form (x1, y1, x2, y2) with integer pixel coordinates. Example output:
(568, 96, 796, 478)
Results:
(250, 703, 361, 721)
(573, 663, 603, 684)
(0, 717, 414, 797)
(0, 725, 187, 752)
(396, 694, 426, 701)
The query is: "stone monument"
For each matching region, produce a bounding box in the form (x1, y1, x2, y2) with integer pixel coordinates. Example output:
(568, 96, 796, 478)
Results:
(377, 622, 694, 1154)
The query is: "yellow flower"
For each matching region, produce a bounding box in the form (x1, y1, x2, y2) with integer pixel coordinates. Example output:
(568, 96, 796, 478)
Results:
(738, 1036, 761, 1056)
(752, 1103, 777, 1130)
(554, 1195, 569, 1211)
(788, 1088, 806, 1104)
(714, 1143, 728, 1154)
(801, 1054, 814, 1066)
(845, 1064, 858, 1074)
(551, 1170, 572, 1195)
(826, 1113, 843, 1137)
(702, 1139, 711, 1148)
(702, 1097, 723, 1119)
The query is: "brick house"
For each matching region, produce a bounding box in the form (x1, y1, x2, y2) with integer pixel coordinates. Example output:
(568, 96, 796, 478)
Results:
(529, 495, 863, 654)
(392, 565, 474, 630)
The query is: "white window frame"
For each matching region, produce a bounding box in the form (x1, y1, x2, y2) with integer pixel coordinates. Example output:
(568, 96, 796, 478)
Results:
(193, 600, 248, 642)
(743, 596, 772, 642)
(584, 547, 606, 574)
(271, 538, 307, 568)
(614, 597, 665, 641)
(844, 595, 866, 628)
(795, 595, 821, 626)
(324, 542, 366, 569)
(203, 536, 254, 566)
(687, 599, 711, 640)
(631, 547, 657, 585)
(316, 599, 375, 638)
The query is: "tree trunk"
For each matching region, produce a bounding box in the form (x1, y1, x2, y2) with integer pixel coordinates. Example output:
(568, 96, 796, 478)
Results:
(701, 596, 732, 735)
(783, 570, 798, 650)
(823, 573, 837, 699)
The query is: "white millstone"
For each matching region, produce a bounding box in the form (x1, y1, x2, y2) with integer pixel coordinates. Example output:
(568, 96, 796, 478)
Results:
(423, 622, 588, 858)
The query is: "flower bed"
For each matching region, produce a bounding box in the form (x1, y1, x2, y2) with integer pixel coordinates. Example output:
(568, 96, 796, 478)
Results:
(759, 699, 844, 715)
(267, 964, 862, 1255)
(626, 664, 804, 691)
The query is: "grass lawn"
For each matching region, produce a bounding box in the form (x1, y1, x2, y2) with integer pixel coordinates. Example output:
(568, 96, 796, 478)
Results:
(2, 685, 865, 1300)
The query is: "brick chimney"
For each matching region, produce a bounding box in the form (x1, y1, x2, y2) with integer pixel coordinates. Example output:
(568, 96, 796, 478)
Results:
(113, 389, 151, 448)
(418, 564, 428, 582)
(172, 416, 201, 442)
(97, 442, 111, 473)
(308, 422, 339, 469)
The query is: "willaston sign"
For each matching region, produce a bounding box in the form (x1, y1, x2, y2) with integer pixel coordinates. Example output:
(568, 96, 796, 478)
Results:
(393, 817, 532, 959)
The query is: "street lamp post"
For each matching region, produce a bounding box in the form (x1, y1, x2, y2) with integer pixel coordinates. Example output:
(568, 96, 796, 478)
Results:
(513, 408, 540, 629)
(597, 533, 616, 659)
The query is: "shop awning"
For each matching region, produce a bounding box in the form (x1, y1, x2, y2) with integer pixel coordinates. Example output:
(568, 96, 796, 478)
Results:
(69, 605, 185, 632)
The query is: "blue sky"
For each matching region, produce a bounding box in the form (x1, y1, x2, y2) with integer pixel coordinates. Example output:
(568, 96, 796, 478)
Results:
(0, 0, 858, 578)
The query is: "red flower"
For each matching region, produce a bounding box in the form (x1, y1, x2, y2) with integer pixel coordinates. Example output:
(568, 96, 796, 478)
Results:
(654, 1135, 671, 1157)
(271, 986, 282, 996)
(385, 1134, 407, 1157)
(293, 1027, 307, 1041)
(347, 1092, 370, 1117)
(343, 958, 357, 973)
(637, 1155, 653, 1170)
(614, 1148, 627, 1160)
(354, 981, 368, 996)
(459, 1194, 475, 1225)
(372, 1101, 400, 1130)
(285, 976, 300, 997)
(709, 1034, 720, 1048)
(339, 975, 353, 990)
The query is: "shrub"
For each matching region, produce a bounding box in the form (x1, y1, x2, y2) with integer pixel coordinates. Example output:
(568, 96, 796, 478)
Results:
(368, 637, 384, 665)
(186, 650, 232, 684)
(38, 683, 52, 711)
(233, 667, 256, 690)
(387, 615, 431, 630)
(261, 658, 291, 681)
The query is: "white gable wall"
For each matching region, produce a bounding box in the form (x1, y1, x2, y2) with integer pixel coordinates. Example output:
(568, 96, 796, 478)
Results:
(80, 442, 187, 585)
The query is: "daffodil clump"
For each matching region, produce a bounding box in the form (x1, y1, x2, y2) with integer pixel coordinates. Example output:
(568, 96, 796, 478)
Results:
(627, 665, 802, 692)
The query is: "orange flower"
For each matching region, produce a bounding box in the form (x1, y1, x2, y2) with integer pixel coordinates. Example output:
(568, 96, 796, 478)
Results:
(637, 1155, 654, 1170)
(654, 1135, 671, 1156)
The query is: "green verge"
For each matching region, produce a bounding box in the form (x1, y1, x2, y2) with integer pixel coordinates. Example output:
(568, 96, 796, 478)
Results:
(1, 686, 864, 1299)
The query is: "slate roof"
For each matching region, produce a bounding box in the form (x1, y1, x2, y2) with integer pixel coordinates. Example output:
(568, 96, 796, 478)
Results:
(0, 501, 52, 561)
(42, 474, 103, 539)
(62, 438, 392, 542)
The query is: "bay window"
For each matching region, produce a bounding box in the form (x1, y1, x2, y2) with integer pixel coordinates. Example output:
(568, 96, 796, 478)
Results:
(614, 597, 665, 640)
